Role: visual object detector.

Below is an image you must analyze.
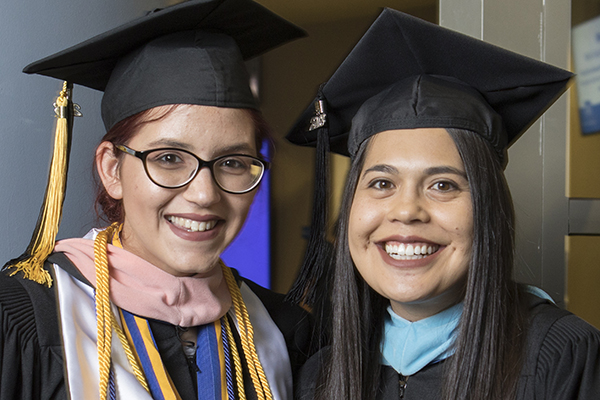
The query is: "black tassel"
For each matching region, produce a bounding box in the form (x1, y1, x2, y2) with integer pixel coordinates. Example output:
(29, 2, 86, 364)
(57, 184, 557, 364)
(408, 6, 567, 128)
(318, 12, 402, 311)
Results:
(286, 89, 332, 308)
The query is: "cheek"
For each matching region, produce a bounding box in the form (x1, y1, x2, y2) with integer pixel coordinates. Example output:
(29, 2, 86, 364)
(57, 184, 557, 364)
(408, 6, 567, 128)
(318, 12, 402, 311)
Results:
(348, 202, 382, 263)
(447, 217, 474, 267)
(455, 205, 474, 249)
(348, 206, 365, 251)
(123, 180, 157, 203)
(118, 161, 146, 193)
(348, 196, 380, 239)
(119, 170, 171, 214)
(436, 202, 473, 243)
(228, 192, 255, 219)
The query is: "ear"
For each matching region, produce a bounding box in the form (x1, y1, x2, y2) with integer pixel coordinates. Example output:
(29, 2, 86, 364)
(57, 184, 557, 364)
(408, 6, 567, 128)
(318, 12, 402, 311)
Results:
(96, 141, 123, 200)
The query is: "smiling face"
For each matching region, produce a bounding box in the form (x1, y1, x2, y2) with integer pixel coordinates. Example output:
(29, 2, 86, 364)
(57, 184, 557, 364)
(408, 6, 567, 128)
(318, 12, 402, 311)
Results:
(97, 104, 257, 277)
(348, 128, 473, 321)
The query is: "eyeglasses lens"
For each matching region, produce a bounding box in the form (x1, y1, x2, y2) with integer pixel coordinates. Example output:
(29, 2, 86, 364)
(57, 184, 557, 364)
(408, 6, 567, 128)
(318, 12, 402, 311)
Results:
(213, 156, 264, 193)
(144, 149, 264, 192)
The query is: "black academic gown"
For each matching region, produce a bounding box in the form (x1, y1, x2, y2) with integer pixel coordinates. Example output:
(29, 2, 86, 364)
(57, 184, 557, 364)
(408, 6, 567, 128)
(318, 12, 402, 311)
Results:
(0, 253, 312, 400)
(297, 294, 600, 400)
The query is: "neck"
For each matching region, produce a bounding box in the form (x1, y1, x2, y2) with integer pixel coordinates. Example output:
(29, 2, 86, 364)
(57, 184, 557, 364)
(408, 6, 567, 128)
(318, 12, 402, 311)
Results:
(390, 289, 465, 321)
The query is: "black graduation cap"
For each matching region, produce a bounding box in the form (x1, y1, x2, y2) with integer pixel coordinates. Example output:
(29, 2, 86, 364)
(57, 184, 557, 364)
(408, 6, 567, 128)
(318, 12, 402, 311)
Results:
(8, 0, 304, 288)
(287, 8, 572, 159)
(285, 8, 573, 306)
(24, 0, 306, 130)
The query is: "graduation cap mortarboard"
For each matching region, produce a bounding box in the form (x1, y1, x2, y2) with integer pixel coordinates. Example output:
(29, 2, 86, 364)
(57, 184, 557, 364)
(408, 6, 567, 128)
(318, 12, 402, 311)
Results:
(24, 0, 305, 131)
(287, 8, 572, 159)
(285, 8, 573, 306)
(8, 0, 305, 287)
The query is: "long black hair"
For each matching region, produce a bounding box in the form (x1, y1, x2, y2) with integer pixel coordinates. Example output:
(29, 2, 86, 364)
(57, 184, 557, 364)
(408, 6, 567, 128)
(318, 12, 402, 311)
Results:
(315, 128, 526, 400)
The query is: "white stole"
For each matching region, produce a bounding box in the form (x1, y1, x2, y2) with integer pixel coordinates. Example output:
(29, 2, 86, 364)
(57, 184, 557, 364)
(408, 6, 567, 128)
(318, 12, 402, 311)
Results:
(52, 264, 292, 400)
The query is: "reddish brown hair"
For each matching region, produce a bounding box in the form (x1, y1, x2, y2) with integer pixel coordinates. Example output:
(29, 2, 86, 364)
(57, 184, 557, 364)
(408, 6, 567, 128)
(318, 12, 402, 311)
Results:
(94, 105, 272, 224)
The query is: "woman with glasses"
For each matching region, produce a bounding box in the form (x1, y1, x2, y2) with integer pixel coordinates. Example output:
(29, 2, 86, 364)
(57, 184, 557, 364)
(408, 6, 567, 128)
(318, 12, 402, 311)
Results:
(287, 9, 600, 400)
(0, 1, 311, 399)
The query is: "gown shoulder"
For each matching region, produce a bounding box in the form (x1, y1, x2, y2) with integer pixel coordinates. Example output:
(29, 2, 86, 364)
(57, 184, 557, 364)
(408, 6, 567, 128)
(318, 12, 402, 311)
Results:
(0, 263, 66, 399)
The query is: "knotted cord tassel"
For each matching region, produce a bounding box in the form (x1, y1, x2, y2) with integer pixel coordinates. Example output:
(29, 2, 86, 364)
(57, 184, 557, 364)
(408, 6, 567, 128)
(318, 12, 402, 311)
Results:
(95, 224, 117, 400)
(6, 81, 77, 287)
(223, 264, 273, 400)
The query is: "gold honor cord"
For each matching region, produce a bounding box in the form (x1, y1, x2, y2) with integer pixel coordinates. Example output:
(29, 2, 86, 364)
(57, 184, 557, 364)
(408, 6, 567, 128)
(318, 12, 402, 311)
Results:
(223, 265, 273, 400)
(223, 316, 247, 400)
(8, 82, 73, 287)
(94, 223, 149, 399)
(93, 224, 272, 400)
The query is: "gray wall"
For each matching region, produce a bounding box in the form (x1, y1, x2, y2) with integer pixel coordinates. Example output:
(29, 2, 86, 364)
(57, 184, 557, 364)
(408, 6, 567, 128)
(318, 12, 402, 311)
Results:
(440, 0, 572, 305)
(0, 1, 169, 264)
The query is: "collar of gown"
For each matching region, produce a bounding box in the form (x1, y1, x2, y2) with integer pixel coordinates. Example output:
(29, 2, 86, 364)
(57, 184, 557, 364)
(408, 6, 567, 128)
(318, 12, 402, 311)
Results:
(53, 228, 231, 327)
(381, 301, 463, 376)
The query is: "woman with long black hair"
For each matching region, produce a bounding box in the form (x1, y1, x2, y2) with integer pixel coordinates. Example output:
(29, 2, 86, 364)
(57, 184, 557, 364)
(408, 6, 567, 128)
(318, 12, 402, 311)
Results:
(287, 9, 600, 400)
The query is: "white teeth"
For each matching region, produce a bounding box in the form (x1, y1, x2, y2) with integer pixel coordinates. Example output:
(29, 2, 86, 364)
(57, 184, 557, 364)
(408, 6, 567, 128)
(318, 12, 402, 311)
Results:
(384, 242, 440, 260)
(168, 216, 217, 232)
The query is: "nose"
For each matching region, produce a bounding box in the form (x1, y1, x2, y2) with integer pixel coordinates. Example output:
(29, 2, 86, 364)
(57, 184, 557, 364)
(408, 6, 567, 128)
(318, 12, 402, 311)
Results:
(387, 187, 430, 224)
(182, 167, 222, 206)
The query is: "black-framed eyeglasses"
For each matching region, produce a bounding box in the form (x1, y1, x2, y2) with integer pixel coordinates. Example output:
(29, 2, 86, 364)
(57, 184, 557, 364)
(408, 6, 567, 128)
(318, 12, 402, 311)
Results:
(115, 144, 270, 194)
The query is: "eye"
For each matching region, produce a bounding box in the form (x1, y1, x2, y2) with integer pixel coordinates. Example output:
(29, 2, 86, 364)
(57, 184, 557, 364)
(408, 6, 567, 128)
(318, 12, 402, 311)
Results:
(159, 153, 183, 163)
(147, 150, 188, 169)
(368, 178, 395, 190)
(216, 155, 252, 176)
(220, 157, 245, 169)
(431, 181, 457, 192)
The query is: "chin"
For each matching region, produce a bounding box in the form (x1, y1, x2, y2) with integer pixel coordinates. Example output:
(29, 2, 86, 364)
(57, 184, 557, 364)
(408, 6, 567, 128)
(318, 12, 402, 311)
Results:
(179, 256, 222, 275)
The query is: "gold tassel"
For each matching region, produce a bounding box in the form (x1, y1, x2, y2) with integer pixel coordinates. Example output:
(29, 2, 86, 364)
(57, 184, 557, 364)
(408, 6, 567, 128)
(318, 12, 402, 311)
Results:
(223, 264, 273, 400)
(7, 82, 74, 287)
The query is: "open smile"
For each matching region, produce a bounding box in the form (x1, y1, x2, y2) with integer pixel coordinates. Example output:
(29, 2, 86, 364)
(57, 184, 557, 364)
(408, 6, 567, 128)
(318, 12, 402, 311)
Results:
(384, 241, 441, 260)
(167, 216, 218, 232)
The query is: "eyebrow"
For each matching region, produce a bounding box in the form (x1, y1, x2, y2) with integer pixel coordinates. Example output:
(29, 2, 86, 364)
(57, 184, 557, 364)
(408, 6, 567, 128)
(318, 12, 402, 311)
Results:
(362, 164, 467, 179)
(424, 166, 467, 179)
(216, 143, 256, 154)
(145, 140, 255, 155)
(363, 164, 399, 176)
(146, 139, 192, 149)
